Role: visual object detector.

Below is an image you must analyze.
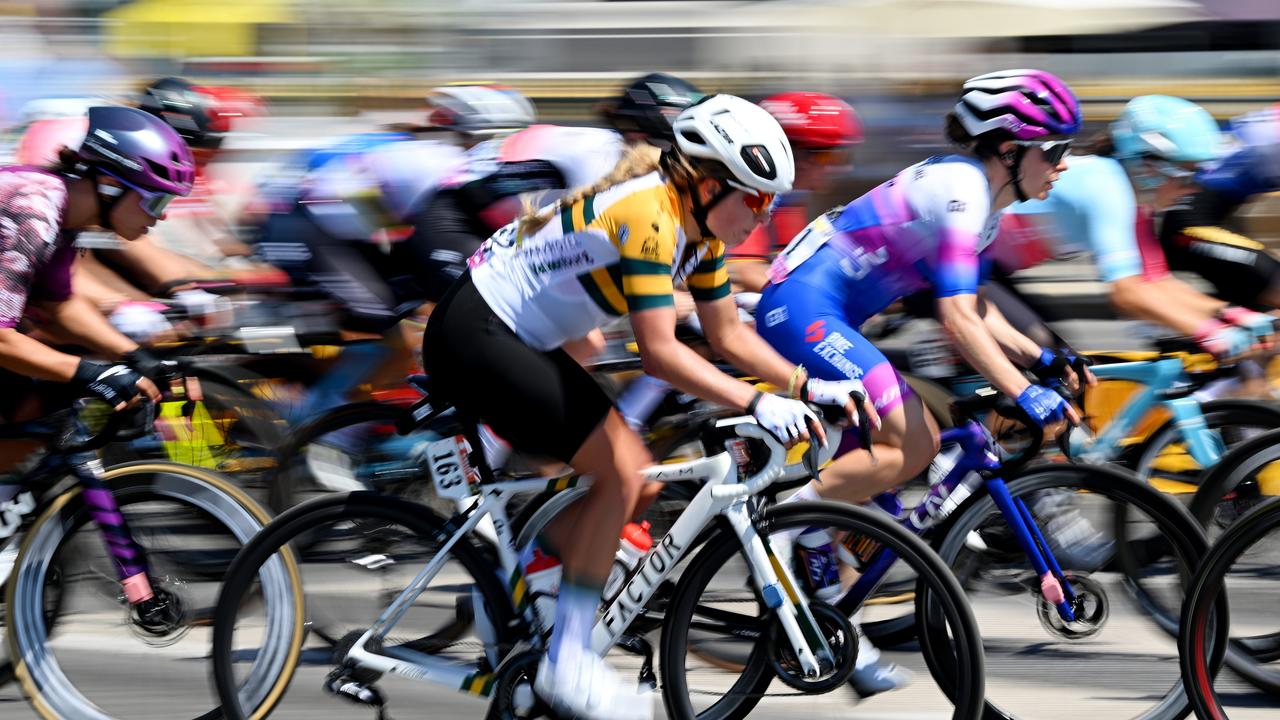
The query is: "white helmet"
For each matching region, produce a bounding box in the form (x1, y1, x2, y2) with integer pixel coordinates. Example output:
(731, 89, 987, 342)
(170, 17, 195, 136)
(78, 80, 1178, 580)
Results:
(672, 94, 794, 195)
(425, 83, 536, 135)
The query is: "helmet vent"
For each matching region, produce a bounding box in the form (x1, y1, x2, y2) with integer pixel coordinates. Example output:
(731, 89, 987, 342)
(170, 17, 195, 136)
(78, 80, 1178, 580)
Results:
(679, 129, 706, 146)
(144, 158, 171, 182)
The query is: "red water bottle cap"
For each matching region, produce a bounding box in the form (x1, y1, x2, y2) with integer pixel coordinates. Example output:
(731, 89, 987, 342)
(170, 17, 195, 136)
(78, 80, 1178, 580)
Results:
(621, 521, 653, 552)
(525, 548, 561, 574)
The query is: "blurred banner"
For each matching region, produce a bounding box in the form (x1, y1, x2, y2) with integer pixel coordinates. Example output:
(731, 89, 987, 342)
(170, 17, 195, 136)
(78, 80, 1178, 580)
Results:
(104, 0, 295, 57)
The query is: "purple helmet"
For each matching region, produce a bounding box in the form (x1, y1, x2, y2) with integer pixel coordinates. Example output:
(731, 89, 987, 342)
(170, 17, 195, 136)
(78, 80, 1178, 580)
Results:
(954, 69, 1082, 141)
(78, 106, 195, 196)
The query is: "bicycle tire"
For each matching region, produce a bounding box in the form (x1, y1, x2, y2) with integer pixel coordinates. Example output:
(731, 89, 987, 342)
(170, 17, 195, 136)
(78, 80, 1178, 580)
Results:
(660, 501, 984, 720)
(1180, 498, 1280, 719)
(920, 464, 1215, 720)
(6, 461, 302, 720)
(211, 491, 515, 720)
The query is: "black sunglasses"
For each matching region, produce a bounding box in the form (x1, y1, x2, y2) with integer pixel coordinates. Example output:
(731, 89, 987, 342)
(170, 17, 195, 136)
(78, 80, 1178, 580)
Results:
(1012, 138, 1072, 164)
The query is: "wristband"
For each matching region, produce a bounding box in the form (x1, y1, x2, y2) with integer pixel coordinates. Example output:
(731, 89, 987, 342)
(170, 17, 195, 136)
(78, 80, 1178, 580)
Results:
(745, 390, 764, 416)
(787, 365, 806, 399)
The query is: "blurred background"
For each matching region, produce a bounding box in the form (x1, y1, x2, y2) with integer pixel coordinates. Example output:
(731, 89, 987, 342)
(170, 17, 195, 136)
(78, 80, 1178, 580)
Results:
(2, 0, 1277, 220)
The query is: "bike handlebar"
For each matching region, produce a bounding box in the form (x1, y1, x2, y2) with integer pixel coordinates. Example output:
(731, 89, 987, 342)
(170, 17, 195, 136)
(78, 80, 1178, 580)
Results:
(709, 408, 844, 500)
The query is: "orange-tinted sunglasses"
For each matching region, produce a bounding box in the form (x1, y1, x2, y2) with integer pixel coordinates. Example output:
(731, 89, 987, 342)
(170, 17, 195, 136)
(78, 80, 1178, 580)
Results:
(743, 191, 776, 214)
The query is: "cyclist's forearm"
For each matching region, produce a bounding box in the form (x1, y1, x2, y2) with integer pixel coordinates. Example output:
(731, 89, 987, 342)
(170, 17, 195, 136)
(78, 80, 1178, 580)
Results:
(639, 338, 759, 413)
(32, 295, 139, 359)
(976, 293, 1042, 366)
(1108, 276, 1221, 336)
(0, 329, 80, 382)
(708, 320, 798, 391)
(939, 298, 1030, 398)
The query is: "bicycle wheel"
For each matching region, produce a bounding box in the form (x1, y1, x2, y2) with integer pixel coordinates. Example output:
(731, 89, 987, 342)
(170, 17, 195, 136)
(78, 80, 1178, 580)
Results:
(921, 465, 1212, 720)
(1130, 400, 1280, 497)
(212, 492, 515, 720)
(660, 501, 984, 720)
(1181, 498, 1280, 719)
(5, 461, 301, 720)
(1189, 428, 1280, 540)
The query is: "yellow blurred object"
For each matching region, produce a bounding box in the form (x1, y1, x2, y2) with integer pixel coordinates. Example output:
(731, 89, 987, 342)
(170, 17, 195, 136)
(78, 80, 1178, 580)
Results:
(157, 400, 224, 469)
(1257, 463, 1280, 497)
(104, 0, 295, 58)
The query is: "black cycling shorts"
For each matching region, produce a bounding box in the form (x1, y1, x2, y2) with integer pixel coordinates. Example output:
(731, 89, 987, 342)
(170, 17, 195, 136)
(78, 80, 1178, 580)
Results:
(1160, 189, 1280, 307)
(423, 274, 612, 463)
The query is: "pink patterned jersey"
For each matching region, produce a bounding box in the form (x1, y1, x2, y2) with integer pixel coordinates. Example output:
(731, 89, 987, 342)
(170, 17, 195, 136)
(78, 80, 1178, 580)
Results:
(0, 167, 75, 328)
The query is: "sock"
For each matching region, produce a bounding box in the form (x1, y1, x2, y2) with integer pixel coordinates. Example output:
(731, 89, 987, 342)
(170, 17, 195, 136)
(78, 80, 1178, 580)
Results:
(777, 483, 822, 547)
(850, 609, 882, 670)
(547, 580, 603, 663)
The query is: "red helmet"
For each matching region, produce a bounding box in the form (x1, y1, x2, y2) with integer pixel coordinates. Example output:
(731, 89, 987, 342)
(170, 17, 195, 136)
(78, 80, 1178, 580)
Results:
(758, 92, 863, 149)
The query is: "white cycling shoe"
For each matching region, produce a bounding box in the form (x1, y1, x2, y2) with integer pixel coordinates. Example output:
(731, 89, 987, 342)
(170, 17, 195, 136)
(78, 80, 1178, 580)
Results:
(534, 651, 654, 720)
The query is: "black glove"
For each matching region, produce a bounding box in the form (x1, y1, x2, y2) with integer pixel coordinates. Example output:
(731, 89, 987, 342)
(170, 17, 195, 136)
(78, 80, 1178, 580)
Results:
(123, 347, 182, 386)
(73, 359, 144, 407)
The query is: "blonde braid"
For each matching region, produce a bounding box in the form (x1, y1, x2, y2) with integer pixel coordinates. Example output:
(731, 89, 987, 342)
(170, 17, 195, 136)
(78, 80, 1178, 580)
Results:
(517, 143, 705, 236)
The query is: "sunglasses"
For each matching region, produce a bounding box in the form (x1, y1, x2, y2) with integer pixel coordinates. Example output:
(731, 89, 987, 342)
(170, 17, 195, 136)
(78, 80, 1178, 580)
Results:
(1012, 138, 1072, 164)
(742, 190, 777, 214)
(100, 171, 179, 219)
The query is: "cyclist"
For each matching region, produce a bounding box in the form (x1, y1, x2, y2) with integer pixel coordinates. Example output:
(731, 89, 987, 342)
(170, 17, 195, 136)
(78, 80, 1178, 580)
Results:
(615, 89, 861, 429)
(0, 106, 198, 461)
(729, 91, 863, 293)
(1159, 102, 1280, 309)
(996, 94, 1274, 358)
(425, 94, 871, 720)
(760, 68, 1084, 504)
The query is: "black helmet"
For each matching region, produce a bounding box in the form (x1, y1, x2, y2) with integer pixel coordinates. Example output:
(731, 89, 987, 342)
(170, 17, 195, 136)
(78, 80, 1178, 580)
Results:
(604, 73, 705, 143)
(139, 77, 225, 151)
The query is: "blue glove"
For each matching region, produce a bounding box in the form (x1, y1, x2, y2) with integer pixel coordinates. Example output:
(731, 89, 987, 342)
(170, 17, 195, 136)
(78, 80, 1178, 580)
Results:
(1016, 384, 1069, 428)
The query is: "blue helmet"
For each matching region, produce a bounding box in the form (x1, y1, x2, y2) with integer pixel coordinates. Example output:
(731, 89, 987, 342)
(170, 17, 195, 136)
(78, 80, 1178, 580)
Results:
(1111, 95, 1224, 164)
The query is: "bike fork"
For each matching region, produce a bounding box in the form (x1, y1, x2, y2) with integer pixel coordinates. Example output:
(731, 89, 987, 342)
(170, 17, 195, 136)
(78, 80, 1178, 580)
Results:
(987, 479, 1078, 622)
(74, 455, 155, 603)
(726, 502, 831, 677)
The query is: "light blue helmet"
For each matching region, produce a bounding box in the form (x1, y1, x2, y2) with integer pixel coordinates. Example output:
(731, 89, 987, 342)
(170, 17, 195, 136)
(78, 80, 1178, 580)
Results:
(1110, 95, 1224, 164)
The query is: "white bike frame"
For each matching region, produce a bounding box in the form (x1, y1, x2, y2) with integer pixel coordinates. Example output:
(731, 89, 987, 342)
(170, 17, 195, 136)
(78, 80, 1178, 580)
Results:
(340, 417, 841, 697)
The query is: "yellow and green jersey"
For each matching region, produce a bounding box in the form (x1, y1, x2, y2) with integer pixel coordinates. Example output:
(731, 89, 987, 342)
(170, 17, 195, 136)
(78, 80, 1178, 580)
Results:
(471, 171, 730, 350)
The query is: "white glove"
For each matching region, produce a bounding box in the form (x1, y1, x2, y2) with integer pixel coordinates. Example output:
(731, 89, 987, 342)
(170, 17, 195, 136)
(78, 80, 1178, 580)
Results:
(804, 378, 867, 408)
(109, 301, 173, 342)
(173, 288, 234, 328)
(751, 392, 820, 445)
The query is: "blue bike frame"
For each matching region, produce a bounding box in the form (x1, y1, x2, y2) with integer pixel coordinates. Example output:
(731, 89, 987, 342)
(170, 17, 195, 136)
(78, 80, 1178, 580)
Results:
(845, 422, 1086, 624)
(1071, 358, 1224, 467)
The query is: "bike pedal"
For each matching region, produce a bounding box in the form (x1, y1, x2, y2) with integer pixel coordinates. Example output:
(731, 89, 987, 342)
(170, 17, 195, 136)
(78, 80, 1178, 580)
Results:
(616, 633, 658, 690)
(324, 672, 387, 711)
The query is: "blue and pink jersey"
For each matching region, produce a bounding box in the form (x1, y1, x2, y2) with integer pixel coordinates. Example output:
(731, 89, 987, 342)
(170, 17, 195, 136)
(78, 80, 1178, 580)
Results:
(758, 155, 1000, 415)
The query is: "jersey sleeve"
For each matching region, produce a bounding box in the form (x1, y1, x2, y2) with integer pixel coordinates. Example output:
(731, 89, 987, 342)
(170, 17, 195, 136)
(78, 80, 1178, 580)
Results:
(1078, 159, 1142, 283)
(927, 166, 989, 298)
(0, 174, 67, 328)
(688, 240, 731, 302)
(617, 212, 678, 312)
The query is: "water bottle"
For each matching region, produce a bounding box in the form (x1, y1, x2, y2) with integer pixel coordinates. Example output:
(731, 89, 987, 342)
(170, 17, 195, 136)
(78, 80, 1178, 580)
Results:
(796, 527, 842, 602)
(602, 521, 653, 602)
(523, 549, 562, 630)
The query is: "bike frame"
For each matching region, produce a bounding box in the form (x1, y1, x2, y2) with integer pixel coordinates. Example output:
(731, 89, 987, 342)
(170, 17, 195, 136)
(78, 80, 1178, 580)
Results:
(1071, 358, 1226, 467)
(3, 413, 158, 603)
(338, 421, 835, 698)
(849, 421, 1087, 624)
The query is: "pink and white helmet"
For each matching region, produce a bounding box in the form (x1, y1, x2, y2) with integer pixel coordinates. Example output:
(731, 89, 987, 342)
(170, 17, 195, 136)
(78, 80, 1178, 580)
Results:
(954, 69, 1082, 141)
